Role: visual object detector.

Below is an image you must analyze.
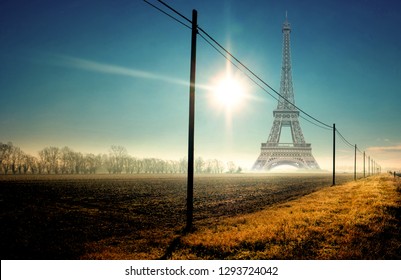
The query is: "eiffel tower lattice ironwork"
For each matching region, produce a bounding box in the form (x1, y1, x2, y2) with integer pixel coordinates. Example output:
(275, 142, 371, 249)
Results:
(253, 15, 320, 171)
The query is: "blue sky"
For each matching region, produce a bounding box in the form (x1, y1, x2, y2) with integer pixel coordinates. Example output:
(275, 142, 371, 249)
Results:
(1, 0, 400, 171)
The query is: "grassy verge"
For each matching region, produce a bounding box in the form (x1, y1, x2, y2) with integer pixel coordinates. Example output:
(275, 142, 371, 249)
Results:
(172, 174, 401, 259)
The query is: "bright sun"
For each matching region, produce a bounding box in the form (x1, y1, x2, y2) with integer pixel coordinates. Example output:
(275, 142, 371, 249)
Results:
(213, 76, 245, 110)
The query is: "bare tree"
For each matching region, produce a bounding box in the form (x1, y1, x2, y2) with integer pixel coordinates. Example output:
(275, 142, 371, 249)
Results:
(204, 159, 213, 173)
(216, 159, 225, 173)
(83, 153, 101, 174)
(0, 142, 13, 174)
(124, 155, 134, 174)
(195, 157, 205, 173)
(169, 160, 180, 173)
(155, 158, 166, 173)
(0, 143, 41, 175)
(74, 152, 84, 174)
(179, 157, 187, 173)
(142, 158, 153, 173)
(227, 161, 237, 174)
(203, 159, 225, 174)
(133, 157, 143, 174)
(26, 154, 38, 174)
(39, 146, 60, 174)
(2, 142, 236, 176)
(10, 146, 22, 174)
(109, 145, 127, 174)
(102, 154, 113, 174)
(37, 151, 46, 174)
(60, 146, 75, 174)
(20, 152, 33, 174)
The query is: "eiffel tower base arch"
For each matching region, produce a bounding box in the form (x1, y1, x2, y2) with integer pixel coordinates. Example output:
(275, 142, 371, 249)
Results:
(253, 144, 320, 171)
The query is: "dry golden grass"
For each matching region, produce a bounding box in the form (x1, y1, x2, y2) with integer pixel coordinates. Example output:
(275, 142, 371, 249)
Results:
(81, 228, 183, 260)
(173, 174, 401, 259)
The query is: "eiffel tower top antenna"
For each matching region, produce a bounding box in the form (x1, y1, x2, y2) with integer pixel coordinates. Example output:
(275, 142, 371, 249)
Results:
(282, 11, 291, 32)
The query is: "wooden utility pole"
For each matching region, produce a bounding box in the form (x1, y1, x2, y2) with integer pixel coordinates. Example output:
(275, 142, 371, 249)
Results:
(373, 160, 375, 175)
(354, 144, 357, 180)
(186, 9, 197, 232)
(371, 159, 374, 175)
(363, 151, 365, 178)
(332, 123, 336, 186)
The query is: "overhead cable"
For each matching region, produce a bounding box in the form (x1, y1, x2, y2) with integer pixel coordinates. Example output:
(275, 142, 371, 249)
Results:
(198, 33, 280, 103)
(142, 1, 382, 168)
(143, 0, 191, 29)
(299, 115, 332, 131)
(156, 0, 192, 24)
(197, 27, 333, 130)
(144, 0, 334, 130)
(336, 128, 354, 149)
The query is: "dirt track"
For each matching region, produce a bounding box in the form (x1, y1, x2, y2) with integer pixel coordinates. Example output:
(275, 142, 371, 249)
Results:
(0, 173, 355, 259)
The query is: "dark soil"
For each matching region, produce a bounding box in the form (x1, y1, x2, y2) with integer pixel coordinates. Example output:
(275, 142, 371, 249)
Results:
(0, 173, 354, 259)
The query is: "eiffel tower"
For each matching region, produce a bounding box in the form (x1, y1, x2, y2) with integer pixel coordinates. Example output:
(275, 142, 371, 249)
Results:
(253, 15, 320, 171)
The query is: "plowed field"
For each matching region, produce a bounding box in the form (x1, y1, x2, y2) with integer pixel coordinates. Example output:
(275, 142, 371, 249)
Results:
(0, 173, 354, 259)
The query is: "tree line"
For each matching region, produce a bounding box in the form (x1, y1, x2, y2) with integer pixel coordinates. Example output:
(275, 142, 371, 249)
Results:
(0, 142, 241, 175)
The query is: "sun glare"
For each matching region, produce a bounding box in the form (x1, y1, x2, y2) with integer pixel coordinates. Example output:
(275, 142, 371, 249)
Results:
(214, 77, 243, 107)
(212, 74, 246, 110)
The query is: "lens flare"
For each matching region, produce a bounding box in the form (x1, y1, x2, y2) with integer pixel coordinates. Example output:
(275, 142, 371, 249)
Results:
(214, 76, 244, 109)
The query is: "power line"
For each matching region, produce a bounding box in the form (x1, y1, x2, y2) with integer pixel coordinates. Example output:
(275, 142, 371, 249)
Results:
(143, 0, 333, 130)
(142, 1, 383, 172)
(299, 114, 332, 131)
(336, 128, 365, 154)
(143, 0, 191, 29)
(156, 0, 192, 24)
(199, 32, 333, 132)
(143, 1, 281, 108)
(336, 128, 354, 149)
(197, 26, 333, 130)
(198, 33, 280, 103)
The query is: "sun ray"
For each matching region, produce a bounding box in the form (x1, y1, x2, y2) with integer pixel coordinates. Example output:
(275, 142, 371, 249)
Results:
(210, 61, 248, 113)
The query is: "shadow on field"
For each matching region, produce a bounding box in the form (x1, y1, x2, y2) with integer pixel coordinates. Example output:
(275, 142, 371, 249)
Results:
(159, 234, 183, 260)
